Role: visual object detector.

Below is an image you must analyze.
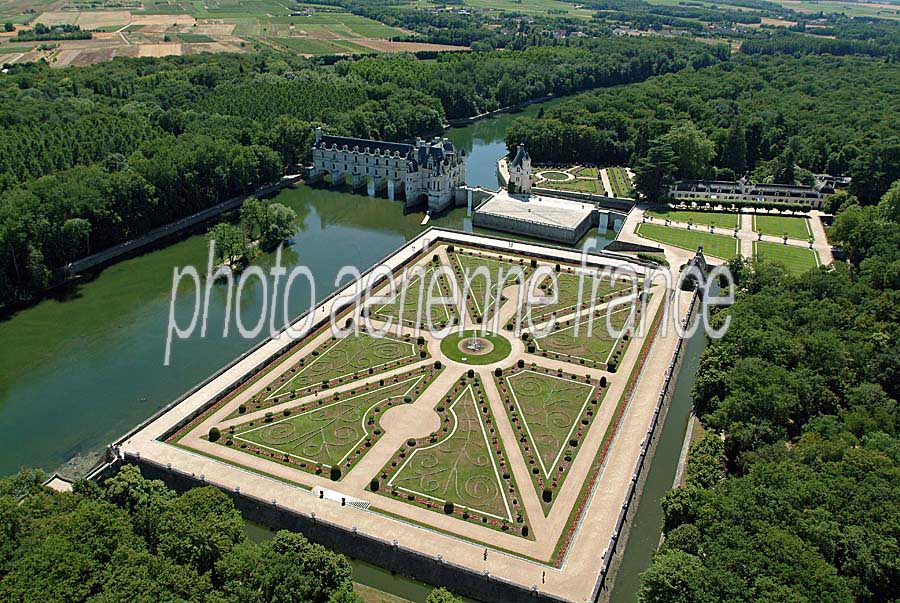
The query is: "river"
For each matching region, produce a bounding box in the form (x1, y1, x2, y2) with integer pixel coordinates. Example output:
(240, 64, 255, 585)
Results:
(0, 97, 694, 603)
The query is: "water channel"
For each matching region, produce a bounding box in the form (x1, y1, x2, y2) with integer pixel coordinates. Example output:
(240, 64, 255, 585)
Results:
(0, 97, 699, 602)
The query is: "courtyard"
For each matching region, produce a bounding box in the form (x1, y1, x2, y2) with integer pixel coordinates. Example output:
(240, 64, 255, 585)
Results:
(119, 229, 691, 602)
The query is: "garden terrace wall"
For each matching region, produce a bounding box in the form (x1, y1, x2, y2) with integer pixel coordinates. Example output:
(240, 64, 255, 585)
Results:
(127, 454, 571, 603)
(591, 288, 699, 603)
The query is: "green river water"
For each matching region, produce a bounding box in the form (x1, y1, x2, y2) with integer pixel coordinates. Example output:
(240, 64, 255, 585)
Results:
(0, 98, 700, 603)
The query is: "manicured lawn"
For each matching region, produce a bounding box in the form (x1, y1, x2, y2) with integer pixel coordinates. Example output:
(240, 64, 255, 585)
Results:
(254, 332, 422, 408)
(233, 372, 432, 470)
(517, 271, 631, 327)
(753, 214, 812, 241)
(636, 223, 740, 259)
(386, 383, 516, 520)
(754, 241, 820, 275)
(575, 166, 600, 178)
(439, 330, 511, 365)
(645, 208, 740, 230)
(533, 306, 631, 366)
(497, 368, 601, 511)
(370, 263, 457, 329)
(541, 171, 569, 181)
(607, 166, 633, 198)
(542, 179, 605, 194)
(451, 251, 530, 322)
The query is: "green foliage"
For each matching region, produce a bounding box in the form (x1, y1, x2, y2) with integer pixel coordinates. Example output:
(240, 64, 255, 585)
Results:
(0, 465, 356, 602)
(642, 191, 900, 602)
(508, 54, 900, 203)
(425, 587, 464, 603)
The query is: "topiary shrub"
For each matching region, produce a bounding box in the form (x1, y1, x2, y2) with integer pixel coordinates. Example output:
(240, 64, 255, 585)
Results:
(208, 427, 221, 442)
(330, 466, 342, 481)
(542, 488, 553, 503)
(238, 403, 247, 414)
(370, 478, 379, 492)
(494, 367, 502, 377)
(434, 360, 442, 369)
(517, 359, 525, 368)
(443, 500, 454, 514)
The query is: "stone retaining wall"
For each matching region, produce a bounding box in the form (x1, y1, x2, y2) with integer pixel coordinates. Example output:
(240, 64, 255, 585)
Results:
(128, 454, 569, 603)
(591, 287, 700, 603)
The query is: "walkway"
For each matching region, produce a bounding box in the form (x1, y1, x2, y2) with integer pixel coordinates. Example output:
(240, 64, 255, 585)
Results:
(621, 206, 835, 266)
(117, 229, 691, 603)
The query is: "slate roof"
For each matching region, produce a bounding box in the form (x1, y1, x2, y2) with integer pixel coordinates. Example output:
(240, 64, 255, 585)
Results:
(510, 144, 529, 169)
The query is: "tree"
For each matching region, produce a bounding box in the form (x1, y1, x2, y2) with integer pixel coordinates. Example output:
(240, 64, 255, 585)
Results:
(720, 119, 747, 175)
(260, 202, 297, 250)
(634, 140, 676, 203)
(638, 550, 709, 603)
(156, 486, 245, 574)
(662, 122, 715, 180)
(207, 222, 247, 266)
(60, 217, 91, 262)
(425, 587, 464, 603)
(877, 179, 900, 223)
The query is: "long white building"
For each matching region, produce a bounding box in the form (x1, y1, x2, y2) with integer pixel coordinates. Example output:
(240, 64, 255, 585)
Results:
(310, 127, 466, 213)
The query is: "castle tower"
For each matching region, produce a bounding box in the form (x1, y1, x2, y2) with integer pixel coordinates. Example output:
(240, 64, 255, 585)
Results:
(509, 143, 532, 194)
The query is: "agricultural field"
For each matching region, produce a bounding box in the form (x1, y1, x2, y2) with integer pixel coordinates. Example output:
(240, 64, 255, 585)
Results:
(645, 208, 741, 230)
(753, 240, 820, 275)
(636, 222, 740, 259)
(0, 1, 464, 66)
(753, 213, 813, 240)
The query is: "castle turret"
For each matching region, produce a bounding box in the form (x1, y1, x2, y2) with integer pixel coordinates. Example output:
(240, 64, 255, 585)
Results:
(509, 143, 532, 194)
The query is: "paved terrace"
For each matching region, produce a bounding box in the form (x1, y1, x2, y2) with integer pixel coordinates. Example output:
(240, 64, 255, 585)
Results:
(476, 191, 596, 230)
(117, 228, 691, 603)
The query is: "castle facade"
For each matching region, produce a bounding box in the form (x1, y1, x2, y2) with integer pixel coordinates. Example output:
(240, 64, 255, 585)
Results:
(310, 127, 466, 213)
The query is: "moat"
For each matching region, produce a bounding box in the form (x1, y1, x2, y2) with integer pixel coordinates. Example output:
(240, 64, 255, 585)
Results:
(0, 99, 694, 603)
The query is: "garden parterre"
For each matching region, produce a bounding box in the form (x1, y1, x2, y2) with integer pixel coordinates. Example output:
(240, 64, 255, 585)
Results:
(145, 232, 689, 600)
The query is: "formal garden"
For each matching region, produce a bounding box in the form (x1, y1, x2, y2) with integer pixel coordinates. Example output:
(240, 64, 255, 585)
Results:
(216, 365, 442, 479)
(374, 376, 531, 537)
(171, 241, 660, 563)
(495, 366, 607, 513)
(635, 222, 741, 259)
(753, 240, 820, 275)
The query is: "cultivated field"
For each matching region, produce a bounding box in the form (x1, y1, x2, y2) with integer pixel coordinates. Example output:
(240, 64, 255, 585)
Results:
(0, 1, 467, 66)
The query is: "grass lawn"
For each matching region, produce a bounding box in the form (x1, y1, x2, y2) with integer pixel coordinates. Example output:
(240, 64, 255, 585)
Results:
(636, 223, 740, 259)
(607, 166, 633, 198)
(498, 368, 600, 511)
(369, 263, 457, 329)
(753, 214, 813, 241)
(439, 330, 511, 365)
(540, 171, 570, 181)
(575, 166, 600, 178)
(232, 372, 432, 471)
(451, 251, 530, 322)
(516, 271, 631, 327)
(753, 241, 820, 275)
(386, 383, 516, 520)
(533, 306, 631, 367)
(542, 178, 605, 194)
(232, 332, 423, 415)
(645, 208, 740, 230)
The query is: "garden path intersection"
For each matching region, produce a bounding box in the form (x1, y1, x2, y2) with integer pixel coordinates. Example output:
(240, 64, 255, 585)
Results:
(120, 229, 698, 603)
